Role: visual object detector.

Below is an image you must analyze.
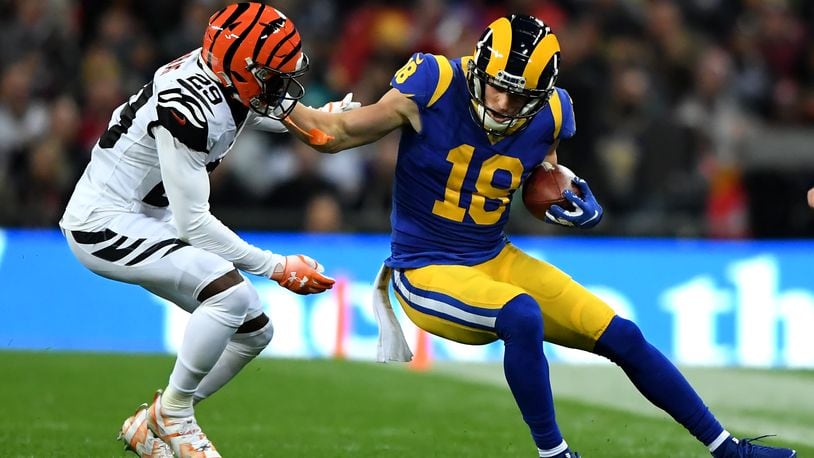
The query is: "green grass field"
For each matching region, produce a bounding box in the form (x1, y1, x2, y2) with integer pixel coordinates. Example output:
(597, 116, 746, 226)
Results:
(1, 351, 810, 457)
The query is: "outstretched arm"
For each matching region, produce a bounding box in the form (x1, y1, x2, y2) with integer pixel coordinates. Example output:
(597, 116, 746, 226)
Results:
(156, 126, 334, 294)
(284, 88, 420, 153)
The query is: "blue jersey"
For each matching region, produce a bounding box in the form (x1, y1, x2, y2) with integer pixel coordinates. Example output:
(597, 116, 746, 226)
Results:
(386, 53, 576, 269)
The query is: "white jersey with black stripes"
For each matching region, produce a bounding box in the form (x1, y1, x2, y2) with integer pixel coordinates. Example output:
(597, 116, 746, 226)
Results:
(62, 49, 250, 229)
(61, 49, 286, 279)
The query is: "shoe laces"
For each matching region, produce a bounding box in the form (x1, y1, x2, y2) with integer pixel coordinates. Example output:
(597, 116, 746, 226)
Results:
(736, 435, 796, 458)
(740, 434, 776, 449)
(175, 418, 202, 436)
(175, 418, 213, 451)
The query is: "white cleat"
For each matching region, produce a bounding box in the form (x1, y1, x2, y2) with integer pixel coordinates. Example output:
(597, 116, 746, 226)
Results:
(147, 390, 222, 458)
(118, 403, 174, 457)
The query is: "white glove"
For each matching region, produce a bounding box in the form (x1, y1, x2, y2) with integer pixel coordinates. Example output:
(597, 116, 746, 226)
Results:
(317, 92, 361, 113)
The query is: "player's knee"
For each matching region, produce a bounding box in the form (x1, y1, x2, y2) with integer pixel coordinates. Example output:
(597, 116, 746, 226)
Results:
(232, 314, 274, 354)
(594, 316, 646, 364)
(199, 279, 258, 328)
(495, 294, 543, 342)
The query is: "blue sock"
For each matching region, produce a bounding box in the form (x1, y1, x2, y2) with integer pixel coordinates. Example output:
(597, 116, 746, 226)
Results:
(495, 294, 562, 450)
(594, 316, 724, 446)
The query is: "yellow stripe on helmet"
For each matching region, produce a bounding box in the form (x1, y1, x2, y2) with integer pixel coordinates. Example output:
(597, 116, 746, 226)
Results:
(428, 55, 454, 107)
(522, 33, 560, 91)
(484, 17, 513, 77)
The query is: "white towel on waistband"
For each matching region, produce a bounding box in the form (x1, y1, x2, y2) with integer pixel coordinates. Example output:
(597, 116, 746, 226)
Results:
(372, 264, 413, 362)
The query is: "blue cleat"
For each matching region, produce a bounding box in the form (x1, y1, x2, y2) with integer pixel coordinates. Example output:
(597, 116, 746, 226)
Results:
(540, 449, 580, 458)
(555, 450, 580, 458)
(713, 435, 796, 458)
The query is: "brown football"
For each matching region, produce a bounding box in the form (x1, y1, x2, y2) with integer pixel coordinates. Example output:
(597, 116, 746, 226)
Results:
(522, 162, 581, 221)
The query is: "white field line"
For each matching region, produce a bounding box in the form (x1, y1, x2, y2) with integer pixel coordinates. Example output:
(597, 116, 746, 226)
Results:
(433, 362, 814, 446)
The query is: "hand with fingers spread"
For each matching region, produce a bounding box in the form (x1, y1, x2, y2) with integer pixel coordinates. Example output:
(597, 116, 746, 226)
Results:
(544, 177, 603, 229)
(271, 254, 335, 294)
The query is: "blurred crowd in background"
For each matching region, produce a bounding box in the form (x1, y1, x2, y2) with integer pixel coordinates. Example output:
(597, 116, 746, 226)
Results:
(1, 0, 813, 238)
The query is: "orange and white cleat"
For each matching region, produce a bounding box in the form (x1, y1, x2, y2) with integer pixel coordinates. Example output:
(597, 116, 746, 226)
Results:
(147, 390, 221, 458)
(118, 404, 174, 457)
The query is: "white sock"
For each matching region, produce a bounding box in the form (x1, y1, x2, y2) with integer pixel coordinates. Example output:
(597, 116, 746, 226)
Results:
(164, 287, 248, 416)
(539, 440, 568, 457)
(709, 430, 733, 452)
(161, 385, 194, 417)
(193, 321, 273, 404)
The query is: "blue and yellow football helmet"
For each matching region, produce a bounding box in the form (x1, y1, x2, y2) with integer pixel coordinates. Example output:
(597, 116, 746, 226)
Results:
(467, 14, 561, 136)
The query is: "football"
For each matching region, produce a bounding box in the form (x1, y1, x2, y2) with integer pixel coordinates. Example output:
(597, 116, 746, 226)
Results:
(522, 162, 581, 221)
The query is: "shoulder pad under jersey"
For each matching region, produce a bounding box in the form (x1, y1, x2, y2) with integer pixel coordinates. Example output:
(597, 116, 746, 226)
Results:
(390, 52, 455, 109)
(548, 87, 576, 141)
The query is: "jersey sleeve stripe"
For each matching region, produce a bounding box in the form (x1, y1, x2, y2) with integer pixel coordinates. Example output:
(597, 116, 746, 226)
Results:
(549, 89, 563, 140)
(177, 79, 214, 115)
(522, 34, 559, 88)
(158, 91, 207, 127)
(427, 55, 454, 108)
(484, 18, 512, 77)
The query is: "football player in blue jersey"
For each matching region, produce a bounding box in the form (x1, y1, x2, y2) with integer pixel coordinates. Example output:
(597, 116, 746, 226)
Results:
(282, 14, 796, 458)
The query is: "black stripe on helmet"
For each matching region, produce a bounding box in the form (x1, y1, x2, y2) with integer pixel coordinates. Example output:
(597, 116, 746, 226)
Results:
(222, 5, 265, 82)
(209, 6, 227, 24)
(474, 30, 493, 72)
(537, 52, 559, 92)
(206, 2, 252, 68)
(261, 28, 297, 68)
(276, 39, 301, 69)
(252, 16, 287, 63)
(505, 21, 547, 78)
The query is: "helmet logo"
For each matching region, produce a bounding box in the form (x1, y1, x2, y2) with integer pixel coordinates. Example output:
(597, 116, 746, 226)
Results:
(494, 70, 525, 90)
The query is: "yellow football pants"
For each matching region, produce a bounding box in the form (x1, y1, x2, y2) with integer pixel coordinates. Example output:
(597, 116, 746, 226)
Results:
(392, 243, 616, 351)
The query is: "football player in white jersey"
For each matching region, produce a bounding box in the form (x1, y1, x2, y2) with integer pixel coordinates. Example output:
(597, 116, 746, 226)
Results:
(59, 3, 353, 457)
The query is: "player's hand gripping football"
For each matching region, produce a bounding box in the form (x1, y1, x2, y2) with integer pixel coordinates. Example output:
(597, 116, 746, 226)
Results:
(544, 177, 603, 229)
(271, 255, 336, 294)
